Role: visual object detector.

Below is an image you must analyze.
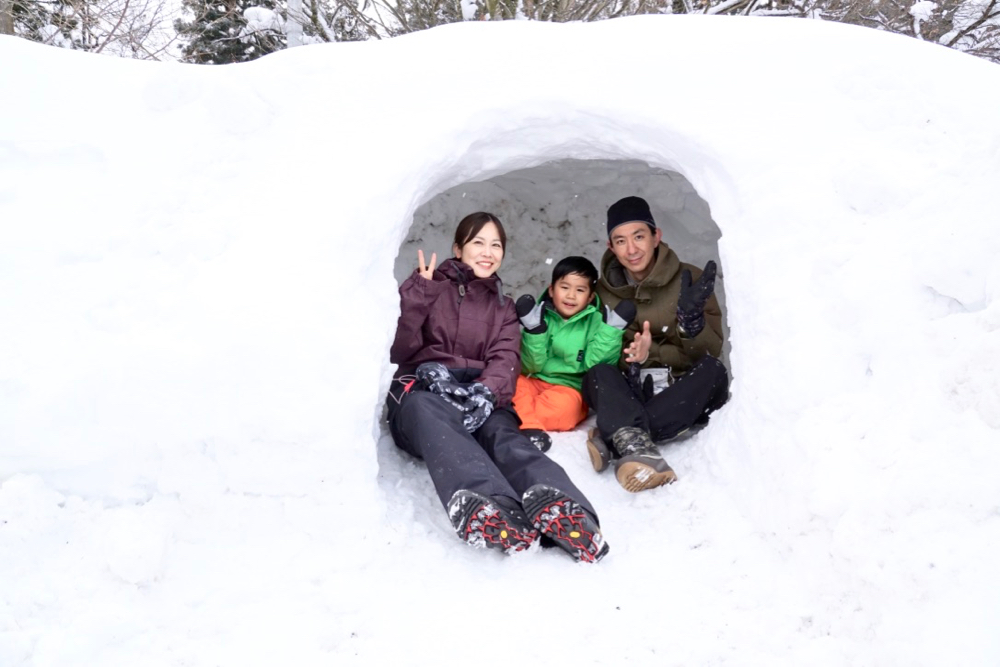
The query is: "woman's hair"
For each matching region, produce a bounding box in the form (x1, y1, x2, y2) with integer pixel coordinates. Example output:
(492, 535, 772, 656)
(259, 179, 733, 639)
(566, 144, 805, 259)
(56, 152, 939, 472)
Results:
(551, 256, 598, 291)
(454, 212, 506, 253)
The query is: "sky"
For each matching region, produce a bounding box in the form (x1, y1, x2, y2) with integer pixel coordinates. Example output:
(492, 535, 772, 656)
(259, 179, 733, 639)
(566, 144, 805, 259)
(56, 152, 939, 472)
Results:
(2, 15, 1000, 667)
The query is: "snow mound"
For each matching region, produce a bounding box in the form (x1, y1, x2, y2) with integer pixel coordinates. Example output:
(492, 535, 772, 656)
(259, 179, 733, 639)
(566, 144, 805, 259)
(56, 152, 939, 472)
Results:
(2, 16, 1000, 665)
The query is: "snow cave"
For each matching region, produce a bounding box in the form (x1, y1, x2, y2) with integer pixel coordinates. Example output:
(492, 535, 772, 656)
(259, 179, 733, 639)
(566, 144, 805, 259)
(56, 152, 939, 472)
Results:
(392, 158, 733, 369)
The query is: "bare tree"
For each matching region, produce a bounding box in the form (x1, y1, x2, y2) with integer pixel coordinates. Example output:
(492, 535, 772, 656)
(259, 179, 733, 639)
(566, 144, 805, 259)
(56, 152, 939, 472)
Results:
(1, 0, 14, 35)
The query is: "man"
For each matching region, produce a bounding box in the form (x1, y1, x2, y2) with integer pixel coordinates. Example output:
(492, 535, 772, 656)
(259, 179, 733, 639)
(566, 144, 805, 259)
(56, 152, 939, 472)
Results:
(583, 196, 730, 493)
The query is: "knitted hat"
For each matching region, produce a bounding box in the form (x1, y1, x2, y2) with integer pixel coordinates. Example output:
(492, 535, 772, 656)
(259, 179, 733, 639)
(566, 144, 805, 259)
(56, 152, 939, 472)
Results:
(607, 196, 656, 237)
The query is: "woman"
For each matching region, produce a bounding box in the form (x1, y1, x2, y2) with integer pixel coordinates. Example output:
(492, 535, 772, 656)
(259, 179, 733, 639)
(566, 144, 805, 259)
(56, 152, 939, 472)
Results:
(387, 212, 608, 563)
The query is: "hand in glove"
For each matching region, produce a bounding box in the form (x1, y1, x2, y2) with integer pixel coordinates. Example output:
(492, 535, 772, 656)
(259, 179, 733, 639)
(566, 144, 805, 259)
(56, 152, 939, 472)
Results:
(676, 260, 717, 338)
(602, 299, 637, 331)
(515, 294, 547, 334)
(627, 362, 654, 402)
(415, 362, 470, 411)
(461, 383, 496, 432)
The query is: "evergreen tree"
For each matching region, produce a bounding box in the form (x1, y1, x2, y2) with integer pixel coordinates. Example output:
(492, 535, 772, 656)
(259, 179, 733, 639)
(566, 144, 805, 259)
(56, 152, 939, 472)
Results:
(175, 0, 284, 64)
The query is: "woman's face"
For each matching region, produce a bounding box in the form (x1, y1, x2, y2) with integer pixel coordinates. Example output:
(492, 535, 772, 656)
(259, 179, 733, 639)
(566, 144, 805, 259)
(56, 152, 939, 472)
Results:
(453, 222, 504, 279)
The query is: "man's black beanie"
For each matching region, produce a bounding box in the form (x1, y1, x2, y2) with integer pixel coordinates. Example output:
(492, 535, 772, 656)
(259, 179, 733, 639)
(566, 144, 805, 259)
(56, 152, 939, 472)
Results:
(607, 196, 656, 237)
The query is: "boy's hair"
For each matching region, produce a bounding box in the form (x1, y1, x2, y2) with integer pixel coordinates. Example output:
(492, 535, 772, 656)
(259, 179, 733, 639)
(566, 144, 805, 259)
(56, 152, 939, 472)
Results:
(551, 256, 598, 291)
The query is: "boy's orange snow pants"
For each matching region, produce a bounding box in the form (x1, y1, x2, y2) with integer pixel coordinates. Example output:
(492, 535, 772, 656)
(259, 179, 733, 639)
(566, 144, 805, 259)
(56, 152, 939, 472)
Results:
(512, 376, 588, 432)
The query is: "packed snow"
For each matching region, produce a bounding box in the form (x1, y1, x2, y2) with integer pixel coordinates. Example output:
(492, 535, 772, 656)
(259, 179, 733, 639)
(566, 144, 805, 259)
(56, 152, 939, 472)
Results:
(2, 15, 1000, 666)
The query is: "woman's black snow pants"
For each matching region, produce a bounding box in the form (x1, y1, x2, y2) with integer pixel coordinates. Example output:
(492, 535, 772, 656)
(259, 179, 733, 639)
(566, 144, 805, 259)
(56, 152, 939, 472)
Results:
(386, 381, 598, 522)
(582, 356, 730, 452)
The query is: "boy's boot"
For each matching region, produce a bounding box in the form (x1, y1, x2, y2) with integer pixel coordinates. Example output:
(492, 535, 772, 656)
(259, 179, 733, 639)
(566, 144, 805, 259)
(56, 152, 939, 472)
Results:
(447, 490, 538, 554)
(521, 484, 609, 563)
(521, 428, 552, 453)
(611, 426, 677, 492)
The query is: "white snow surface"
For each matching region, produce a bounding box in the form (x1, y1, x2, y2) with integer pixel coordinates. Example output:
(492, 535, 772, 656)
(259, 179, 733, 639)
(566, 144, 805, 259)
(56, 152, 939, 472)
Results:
(3, 15, 1000, 666)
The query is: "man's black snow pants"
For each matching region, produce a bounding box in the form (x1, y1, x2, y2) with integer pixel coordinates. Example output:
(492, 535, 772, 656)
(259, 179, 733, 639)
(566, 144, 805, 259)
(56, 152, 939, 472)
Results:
(386, 382, 598, 522)
(582, 356, 730, 452)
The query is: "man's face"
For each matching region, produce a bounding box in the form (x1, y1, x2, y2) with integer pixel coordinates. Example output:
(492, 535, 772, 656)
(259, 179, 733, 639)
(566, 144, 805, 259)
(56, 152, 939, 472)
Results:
(608, 222, 661, 281)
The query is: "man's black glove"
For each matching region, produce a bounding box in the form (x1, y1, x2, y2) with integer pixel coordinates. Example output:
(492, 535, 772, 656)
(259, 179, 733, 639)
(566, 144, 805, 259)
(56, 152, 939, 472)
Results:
(676, 260, 717, 338)
(627, 362, 654, 402)
(462, 382, 496, 432)
(602, 299, 637, 331)
(515, 294, 547, 334)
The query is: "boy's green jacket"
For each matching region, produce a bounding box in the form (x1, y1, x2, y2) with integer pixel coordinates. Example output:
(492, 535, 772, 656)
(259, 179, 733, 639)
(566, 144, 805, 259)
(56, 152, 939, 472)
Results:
(520, 294, 625, 391)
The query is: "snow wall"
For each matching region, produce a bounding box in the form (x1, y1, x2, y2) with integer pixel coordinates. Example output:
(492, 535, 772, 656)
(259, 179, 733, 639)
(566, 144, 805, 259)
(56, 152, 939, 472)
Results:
(2, 15, 1000, 665)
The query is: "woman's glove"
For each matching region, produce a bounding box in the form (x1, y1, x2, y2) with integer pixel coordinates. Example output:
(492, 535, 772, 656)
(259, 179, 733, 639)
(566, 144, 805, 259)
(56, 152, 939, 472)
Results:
(415, 364, 495, 431)
(415, 362, 470, 411)
(462, 383, 496, 432)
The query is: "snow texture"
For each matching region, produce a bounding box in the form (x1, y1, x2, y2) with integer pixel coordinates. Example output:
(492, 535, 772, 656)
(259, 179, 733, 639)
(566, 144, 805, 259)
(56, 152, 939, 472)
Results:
(3, 15, 1000, 667)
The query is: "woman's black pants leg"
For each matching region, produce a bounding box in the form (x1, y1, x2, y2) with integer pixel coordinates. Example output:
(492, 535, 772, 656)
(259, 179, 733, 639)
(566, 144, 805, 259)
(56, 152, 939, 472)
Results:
(387, 388, 598, 523)
(475, 407, 598, 521)
(388, 390, 519, 509)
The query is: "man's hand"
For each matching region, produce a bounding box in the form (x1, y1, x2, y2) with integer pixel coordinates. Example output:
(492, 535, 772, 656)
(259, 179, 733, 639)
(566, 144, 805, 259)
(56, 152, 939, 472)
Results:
(677, 260, 717, 338)
(624, 320, 652, 364)
(417, 249, 437, 281)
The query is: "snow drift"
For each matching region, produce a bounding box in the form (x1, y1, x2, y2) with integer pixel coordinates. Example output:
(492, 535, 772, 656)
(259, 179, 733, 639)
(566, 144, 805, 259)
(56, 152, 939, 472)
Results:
(2, 15, 1000, 666)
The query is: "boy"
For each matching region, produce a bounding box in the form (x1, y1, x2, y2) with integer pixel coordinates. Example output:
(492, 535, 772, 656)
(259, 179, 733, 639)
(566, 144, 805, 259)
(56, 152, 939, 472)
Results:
(513, 256, 636, 450)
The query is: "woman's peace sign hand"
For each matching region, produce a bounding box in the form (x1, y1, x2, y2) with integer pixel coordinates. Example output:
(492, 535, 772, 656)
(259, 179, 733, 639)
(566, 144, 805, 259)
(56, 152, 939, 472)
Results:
(417, 249, 437, 281)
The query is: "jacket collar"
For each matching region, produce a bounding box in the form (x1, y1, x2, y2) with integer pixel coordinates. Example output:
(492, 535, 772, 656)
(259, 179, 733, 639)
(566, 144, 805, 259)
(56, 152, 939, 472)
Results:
(601, 242, 679, 287)
(541, 291, 602, 325)
(436, 258, 506, 303)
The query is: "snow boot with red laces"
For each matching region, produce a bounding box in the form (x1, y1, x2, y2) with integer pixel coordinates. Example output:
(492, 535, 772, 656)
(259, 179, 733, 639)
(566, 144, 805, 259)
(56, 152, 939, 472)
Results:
(447, 490, 538, 554)
(521, 484, 609, 563)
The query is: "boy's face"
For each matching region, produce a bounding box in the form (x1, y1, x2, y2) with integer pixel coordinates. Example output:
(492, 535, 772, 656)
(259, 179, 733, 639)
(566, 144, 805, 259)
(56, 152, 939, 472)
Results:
(548, 273, 594, 319)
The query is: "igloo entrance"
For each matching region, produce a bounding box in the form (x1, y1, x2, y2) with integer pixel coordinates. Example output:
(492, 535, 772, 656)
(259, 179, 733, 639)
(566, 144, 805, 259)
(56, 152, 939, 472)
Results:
(394, 158, 731, 367)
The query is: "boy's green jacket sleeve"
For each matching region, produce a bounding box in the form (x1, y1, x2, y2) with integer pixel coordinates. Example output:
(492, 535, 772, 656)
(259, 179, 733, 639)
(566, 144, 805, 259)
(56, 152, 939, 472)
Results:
(583, 317, 625, 370)
(520, 328, 549, 375)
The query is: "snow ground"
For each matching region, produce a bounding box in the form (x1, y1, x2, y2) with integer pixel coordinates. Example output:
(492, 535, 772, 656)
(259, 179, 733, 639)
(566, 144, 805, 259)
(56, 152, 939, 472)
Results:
(2, 15, 1000, 666)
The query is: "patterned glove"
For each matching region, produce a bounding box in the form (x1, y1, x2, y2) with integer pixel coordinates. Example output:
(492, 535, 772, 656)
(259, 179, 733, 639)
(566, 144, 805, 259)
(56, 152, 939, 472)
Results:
(677, 260, 717, 338)
(515, 294, 547, 334)
(462, 383, 496, 432)
(415, 362, 470, 412)
(602, 299, 637, 330)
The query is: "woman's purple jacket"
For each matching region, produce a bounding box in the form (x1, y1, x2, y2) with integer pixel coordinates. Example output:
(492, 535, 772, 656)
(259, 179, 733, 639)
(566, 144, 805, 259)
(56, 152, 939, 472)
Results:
(390, 258, 521, 407)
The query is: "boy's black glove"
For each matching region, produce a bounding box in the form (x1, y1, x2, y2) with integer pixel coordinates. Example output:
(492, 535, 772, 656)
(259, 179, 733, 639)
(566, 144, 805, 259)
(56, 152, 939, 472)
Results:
(602, 299, 637, 331)
(515, 294, 547, 334)
(677, 260, 717, 338)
